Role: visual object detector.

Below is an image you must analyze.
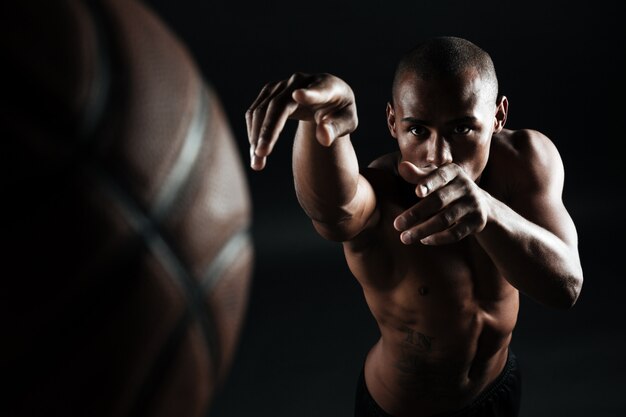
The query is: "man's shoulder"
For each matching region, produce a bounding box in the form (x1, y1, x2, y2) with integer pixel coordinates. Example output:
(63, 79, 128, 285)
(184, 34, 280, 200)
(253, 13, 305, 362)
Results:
(490, 128, 564, 192)
(367, 151, 400, 172)
(361, 152, 399, 185)
(361, 152, 420, 212)
(493, 128, 559, 162)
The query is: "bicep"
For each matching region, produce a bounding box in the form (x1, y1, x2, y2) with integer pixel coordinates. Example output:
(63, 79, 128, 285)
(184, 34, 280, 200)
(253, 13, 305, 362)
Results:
(508, 135, 579, 250)
(514, 191, 579, 251)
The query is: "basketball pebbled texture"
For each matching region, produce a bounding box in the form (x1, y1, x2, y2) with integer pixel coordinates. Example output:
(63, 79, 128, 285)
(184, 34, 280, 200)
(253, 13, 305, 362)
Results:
(1, 1, 253, 416)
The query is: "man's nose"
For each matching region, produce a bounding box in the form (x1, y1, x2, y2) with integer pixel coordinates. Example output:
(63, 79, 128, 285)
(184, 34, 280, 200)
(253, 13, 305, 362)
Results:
(424, 134, 453, 166)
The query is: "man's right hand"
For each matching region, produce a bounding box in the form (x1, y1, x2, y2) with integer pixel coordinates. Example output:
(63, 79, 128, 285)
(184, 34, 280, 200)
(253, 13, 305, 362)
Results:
(245, 72, 358, 170)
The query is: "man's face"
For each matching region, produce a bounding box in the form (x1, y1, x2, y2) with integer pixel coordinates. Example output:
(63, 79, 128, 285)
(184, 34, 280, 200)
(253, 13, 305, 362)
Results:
(387, 69, 507, 183)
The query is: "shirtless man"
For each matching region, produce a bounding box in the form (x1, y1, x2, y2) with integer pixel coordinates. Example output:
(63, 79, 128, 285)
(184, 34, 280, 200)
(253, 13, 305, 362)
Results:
(245, 36, 583, 417)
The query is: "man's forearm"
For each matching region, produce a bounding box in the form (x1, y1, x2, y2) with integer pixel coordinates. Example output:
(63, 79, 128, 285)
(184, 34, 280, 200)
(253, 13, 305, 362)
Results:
(292, 121, 361, 224)
(476, 196, 583, 309)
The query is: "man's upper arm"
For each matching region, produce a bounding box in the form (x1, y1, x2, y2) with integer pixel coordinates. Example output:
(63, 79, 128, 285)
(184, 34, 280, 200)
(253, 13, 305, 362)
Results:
(508, 130, 579, 250)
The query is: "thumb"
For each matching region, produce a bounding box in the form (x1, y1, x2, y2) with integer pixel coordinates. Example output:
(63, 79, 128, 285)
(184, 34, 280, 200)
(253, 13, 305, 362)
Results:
(314, 105, 358, 147)
(398, 161, 437, 185)
(291, 76, 338, 106)
(292, 86, 332, 107)
(315, 120, 336, 147)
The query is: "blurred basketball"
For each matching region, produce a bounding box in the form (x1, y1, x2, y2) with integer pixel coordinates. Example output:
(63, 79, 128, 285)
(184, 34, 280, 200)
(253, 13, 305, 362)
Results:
(1, 0, 253, 416)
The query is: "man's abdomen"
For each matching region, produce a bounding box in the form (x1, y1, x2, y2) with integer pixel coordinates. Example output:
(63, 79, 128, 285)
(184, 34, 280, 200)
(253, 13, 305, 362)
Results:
(355, 238, 519, 416)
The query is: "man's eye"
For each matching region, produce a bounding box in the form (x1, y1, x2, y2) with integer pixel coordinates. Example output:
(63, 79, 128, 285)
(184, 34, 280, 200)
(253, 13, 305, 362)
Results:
(454, 126, 472, 134)
(409, 126, 428, 136)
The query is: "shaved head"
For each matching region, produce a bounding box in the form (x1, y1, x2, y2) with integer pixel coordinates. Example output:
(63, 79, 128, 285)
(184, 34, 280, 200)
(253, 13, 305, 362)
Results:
(392, 36, 499, 104)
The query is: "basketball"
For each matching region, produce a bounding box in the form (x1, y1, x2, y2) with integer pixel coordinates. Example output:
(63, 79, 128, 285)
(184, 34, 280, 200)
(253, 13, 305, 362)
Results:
(1, 0, 253, 416)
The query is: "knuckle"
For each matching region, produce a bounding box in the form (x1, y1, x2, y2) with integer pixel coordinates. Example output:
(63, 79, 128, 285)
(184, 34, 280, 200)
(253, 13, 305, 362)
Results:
(266, 97, 279, 112)
(477, 211, 489, 226)
(430, 191, 446, 209)
(466, 194, 480, 211)
(264, 80, 282, 94)
(313, 110, 327, 125)
(441, 209, 455, 227)
(289, 72, 304, 83)
(274, 91, 291, 106)
(451, 226, 465, 241)
(347, 107, 359, 131)
(319, 72, 332, 81)
(473, 199, 482, 212)
(267, 95, 285, 117)
(259, 125, 272, 141)
(252, 106, 265, 117)
(466, 213, 484, 230)
(436, 169, 449, 183)
(447, 163, 461, 176)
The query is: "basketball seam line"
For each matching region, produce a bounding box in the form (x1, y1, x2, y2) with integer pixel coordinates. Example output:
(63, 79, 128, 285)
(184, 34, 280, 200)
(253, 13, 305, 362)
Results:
(151, 85, 209, 221)
(80, 1, 235, 412)
(89, 162, 222, 385)
(202, 226, 252, 292)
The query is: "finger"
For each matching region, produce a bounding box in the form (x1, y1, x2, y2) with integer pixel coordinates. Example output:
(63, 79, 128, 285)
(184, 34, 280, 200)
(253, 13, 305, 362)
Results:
(315, 119, 336, 147)
(291, 76, 336, 107)
(393, 202, 421, 232)
(250, 154, 266, 171)
(250, 81, 285, 171)
(414, 163, 461, 198)
(394, 177, 467, 232)
(246, 82, 276, 143)
(399, 201, 468, 244)
(255, 93, 298, 157)
(419, 215, 481, 245)
(314, 104, 358, 146)
(250, 81, 284, 146)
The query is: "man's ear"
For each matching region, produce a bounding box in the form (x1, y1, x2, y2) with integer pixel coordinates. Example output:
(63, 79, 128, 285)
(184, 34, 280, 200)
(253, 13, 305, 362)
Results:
(494, 95, 508, 133)
(386, 102, 397, 138)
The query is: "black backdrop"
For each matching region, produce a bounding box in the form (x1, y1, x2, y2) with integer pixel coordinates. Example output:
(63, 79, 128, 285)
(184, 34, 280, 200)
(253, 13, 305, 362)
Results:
(143, 1, 625, 416)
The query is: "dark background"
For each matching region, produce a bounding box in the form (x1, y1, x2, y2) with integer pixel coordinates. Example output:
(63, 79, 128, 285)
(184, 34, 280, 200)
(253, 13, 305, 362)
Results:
(143, 1, 625, 416)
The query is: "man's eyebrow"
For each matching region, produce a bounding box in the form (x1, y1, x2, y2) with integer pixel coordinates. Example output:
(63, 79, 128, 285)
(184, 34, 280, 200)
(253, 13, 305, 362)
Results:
(448, 116, 479, 124)
(400, 116, 478, 124)
(400, 117, 428, 124)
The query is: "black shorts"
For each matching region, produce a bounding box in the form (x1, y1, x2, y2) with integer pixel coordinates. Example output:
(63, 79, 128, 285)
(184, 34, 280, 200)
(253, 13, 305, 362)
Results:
(354, 350, 521, 417)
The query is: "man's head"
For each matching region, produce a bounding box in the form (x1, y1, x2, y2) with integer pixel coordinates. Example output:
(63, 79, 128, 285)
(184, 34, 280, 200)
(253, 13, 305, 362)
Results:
(387, 36, 508, 183)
